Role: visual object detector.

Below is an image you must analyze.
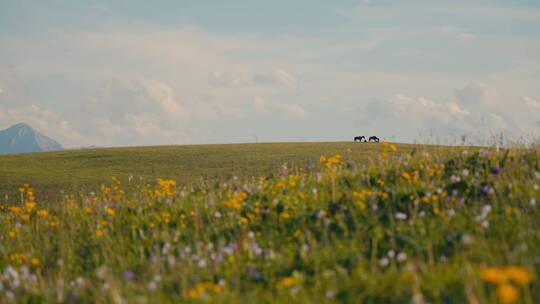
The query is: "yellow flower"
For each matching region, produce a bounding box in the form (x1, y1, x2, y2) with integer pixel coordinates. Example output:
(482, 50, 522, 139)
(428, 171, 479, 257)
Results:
(187, 282, 223, 300)
(9, 206, 22, 214)
(21, 213, 30, 222)
(84, 207, 93, 214)
(402, 172, 411, 181)
(222, 192, 247, 210)
(37, 209, 49, 218)
(390, 144, 398, 152)
(188, 284, 205, 299)
(156, 178, 176, 198)
(504, 266, 533, 285)
(106, 208, 116, 217)
(223, 199, 241, 210)
(95, 229, 104, 238)
(276, 276, 297, 289)
(9, 230, 17, 239)
(496, 283, 518, 304)
(320, 154, 342, 171)
(24, 202, 36, 211)
(31, 258, 41, 266)
(480, 267, 507, 284)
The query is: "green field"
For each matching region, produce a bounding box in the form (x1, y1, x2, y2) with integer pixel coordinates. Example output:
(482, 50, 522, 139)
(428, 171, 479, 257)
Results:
(0, 142, 439, 197)
(1, 141, 539, 303)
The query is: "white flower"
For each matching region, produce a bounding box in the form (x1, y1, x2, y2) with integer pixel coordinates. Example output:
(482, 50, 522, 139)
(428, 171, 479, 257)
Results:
(462, 169, 469, 177)
(462, 234, 474, 244)
(96, 266, 108, 279)
(387, 250, 396, 258)
(395, 212, 407, 220)
(397, 252, 407, 263)
(379, 257, 390, 267)
(76, 277, 85, 286)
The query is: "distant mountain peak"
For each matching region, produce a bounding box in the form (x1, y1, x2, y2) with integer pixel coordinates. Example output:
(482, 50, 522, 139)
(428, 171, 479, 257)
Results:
(0, 123, 63, 154)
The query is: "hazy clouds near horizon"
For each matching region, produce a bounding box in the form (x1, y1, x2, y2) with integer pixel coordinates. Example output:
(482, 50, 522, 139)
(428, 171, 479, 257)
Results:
(0, 0, 539, 147)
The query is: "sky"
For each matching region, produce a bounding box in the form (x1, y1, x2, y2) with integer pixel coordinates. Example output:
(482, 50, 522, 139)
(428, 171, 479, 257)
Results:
(0, 0, 539, 147)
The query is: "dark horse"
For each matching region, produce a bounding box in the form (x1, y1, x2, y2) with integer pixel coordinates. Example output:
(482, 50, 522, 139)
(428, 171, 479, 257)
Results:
(369, 136, 380, 142)
(354, 136, 367, 142)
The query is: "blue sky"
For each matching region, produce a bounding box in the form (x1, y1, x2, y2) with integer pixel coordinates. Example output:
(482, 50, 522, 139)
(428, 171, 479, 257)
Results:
(0, 0, 539, 147)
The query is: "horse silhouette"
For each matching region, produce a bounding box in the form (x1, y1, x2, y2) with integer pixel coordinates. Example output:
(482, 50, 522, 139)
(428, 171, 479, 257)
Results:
(354, 136, 367, 142)
(369, 136, 380, 142)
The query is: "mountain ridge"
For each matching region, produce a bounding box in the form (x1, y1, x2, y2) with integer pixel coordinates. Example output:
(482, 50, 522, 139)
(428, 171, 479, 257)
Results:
(0, 123, 63, 154)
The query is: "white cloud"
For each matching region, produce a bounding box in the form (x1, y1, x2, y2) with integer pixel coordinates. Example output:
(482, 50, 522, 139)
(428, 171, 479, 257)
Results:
(524, 96, 540, 111)
(363, 94, 510, 141)
(83, 78, 191, 146)
(456, 32, 476, 42)
(256, 69, 299, 87)
(209, 71, 251, 88)
(0, 104, 86, 146)
(210, 69, 299, 88)
(454, 83, 498, 105)
(253, 96, 308, 118)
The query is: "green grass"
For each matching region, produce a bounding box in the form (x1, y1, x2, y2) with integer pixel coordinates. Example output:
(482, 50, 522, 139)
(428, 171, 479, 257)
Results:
(1, 142, 538, 303)
(0, 142, 441, 197)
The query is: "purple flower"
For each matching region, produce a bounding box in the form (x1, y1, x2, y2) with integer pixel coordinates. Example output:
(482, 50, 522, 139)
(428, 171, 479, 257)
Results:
(483, 185, 494, 195)
(490, 167, 501, 175)
(123, 271, 135, 281)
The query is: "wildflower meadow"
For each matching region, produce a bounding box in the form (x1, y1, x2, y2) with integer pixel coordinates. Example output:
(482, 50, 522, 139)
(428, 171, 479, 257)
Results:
(0, 142, 539, 303)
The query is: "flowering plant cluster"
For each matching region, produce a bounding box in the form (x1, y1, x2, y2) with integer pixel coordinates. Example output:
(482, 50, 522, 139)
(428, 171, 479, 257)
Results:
(0, 144, 539, 303)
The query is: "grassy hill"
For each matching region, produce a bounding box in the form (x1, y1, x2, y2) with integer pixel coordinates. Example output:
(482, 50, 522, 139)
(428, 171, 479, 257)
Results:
(0, 141, 539, 303)
(0, 142, 447, 197)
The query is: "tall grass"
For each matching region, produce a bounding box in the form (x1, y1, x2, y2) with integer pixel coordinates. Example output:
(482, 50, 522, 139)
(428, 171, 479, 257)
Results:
(0, 143, 538, 303)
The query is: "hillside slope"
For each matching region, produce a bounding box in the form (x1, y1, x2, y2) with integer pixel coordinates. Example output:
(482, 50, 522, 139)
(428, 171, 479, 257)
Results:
(0, 142, 537, 303)
(0, 142, 451, 197)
